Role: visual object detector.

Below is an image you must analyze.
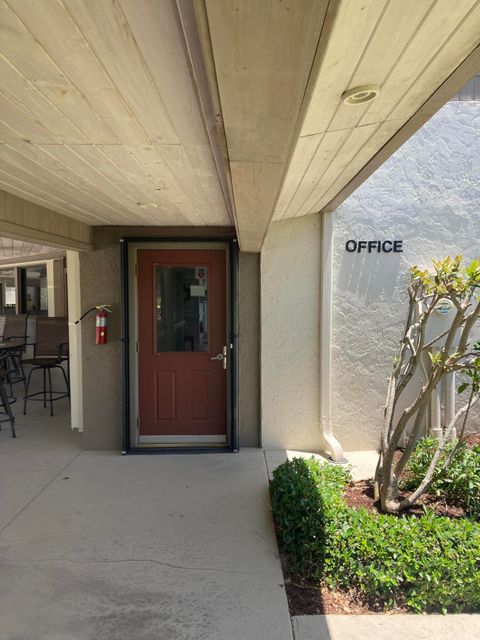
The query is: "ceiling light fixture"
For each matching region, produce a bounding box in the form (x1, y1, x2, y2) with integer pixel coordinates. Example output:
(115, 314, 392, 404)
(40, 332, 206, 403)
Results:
(137, 202, 158, 209)
(342, 84, 380, 105)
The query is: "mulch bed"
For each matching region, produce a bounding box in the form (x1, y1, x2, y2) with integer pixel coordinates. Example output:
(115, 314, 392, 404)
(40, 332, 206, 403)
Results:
(465, 434, 480, 447)
(280, 554, 408, 615)
(343, 478, 466, 519)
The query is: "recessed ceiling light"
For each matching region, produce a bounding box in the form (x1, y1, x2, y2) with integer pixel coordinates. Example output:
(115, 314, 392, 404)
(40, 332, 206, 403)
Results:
(342, 85, 380, 105)
(137, 202, 158, 209)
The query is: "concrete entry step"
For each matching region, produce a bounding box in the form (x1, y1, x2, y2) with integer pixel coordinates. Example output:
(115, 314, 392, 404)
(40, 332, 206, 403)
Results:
(0, 449, 293, 640)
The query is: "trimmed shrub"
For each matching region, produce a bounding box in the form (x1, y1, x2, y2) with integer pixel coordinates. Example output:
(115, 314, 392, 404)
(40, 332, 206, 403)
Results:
(401, 437, 480, 519)
(271, 458, 480, 612)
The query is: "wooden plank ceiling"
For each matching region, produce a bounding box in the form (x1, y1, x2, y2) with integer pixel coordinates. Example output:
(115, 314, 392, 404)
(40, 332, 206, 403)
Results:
(0, 0, 479, 252)
(202, 0, 480, 250)
(0, 236, 57, 259)
(0, 0, 231, 228)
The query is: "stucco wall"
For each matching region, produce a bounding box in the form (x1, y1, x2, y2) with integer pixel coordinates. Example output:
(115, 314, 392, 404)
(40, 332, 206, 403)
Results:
(80, 245, 122, 450)
(79, 241, 260, 449)
(261, 214, 322, 450)
(331, 101, 480, 450)
(238, 252, 260, 446)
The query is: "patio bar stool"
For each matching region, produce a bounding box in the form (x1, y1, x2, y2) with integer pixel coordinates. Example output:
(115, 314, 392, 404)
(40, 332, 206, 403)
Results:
(0, 367, 16, 437)
(2, 313, 28, 396)
(23, 317, 70, 417)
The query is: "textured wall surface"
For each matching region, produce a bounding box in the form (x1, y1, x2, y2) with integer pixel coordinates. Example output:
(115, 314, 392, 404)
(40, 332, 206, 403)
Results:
(79, 242, 260, 450)
(80, 244, 123, 450)
(261, 215, 322, 450)
(238, 252, 260, 446)
(332, 101, 480, 450)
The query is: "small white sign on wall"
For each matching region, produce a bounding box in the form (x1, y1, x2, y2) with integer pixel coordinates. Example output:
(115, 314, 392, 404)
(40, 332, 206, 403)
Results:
(190, 285, 206, 297)
(434, 298, 453, 315)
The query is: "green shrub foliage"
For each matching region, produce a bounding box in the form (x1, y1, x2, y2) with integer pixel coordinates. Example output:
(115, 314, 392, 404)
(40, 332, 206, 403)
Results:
(271, 458, 480, 612)
(401, 437, 480, 519)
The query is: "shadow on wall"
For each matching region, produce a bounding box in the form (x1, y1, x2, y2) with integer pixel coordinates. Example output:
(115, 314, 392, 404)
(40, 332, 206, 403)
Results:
(337, 246, 403, 304)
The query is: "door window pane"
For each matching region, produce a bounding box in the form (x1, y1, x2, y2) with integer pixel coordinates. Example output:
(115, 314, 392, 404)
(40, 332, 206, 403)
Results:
(21, 264, 48, 315)
(0, 268, 17, 314)
(155, 266, 208, 352)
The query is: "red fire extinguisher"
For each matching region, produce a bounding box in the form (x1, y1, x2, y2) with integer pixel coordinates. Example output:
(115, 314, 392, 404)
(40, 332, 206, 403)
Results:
(75, 304, 111, 345)
(95, 305, 109, 345)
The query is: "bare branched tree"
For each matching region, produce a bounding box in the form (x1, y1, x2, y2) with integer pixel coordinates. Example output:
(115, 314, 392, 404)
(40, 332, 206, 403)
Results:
(375, 256, 480, 513)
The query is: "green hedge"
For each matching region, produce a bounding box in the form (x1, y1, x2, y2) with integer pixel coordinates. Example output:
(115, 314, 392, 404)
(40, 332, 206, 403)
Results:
(271, 458, 480, 612)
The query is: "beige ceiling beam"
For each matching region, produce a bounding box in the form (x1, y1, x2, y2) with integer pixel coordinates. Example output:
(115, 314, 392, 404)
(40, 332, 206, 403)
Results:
(202, 0, 333, 252)
(0, 190, 93, 251)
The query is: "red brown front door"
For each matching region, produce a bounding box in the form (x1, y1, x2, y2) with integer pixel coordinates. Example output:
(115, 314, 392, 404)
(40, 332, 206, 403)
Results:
(137, 249, 228, 445)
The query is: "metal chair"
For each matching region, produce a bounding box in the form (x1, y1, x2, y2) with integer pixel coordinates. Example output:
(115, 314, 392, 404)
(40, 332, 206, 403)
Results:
(23, 317, 70, 417)
(1, 313, 28, 395)
(0, 367, 15, 437)
(3, 313, 28, 342)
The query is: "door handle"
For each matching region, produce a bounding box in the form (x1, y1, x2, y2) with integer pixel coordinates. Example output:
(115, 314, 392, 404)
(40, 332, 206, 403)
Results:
(210, 346, 227, 369)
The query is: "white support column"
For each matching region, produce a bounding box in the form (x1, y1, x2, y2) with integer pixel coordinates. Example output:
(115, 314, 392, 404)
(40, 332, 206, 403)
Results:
(319, 211, 346, 462)
(66, 250, 83, 432)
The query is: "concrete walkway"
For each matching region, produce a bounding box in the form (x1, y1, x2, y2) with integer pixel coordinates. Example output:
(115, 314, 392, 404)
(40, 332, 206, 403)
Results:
(0, 408, 292, 640)
(3, 405, 479, 640)
(0, 397, 82, 532)
(292, 614, 480, 640)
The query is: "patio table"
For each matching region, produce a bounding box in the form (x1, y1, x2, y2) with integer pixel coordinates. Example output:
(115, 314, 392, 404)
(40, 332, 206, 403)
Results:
(0, 339, 27, 400)
(0, 339, 27, 352)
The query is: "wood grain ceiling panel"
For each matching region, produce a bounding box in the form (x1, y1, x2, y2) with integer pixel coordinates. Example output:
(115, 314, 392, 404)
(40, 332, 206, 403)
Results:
(0, 143, 133, 224)
(304, 119, 402, 216)
(275, 129, 352, 220)
(361, 0, 480, 127)
(295, 124, 380, 218)
(0, 0, 231, 229)
(326, 0, 436, 133)
(206, 0, 329, 165)
(61, 0, 179, 145)
(386, 1, 480, 122)
(300, 0, 389, 138)
(0, 237, 57, 258)
(95, 145, 193, 226)
(0, 0, 117, 143)
(0, 56, 86, 143)
(0, 146, 120, 224)
(273, 0, 480, 224)
(6, 0, 148, 145)
(118, 0, 208, 146)
(0, 92, 58, 144)
(0, 168, 101, 221)
(274, 134, 324, 221)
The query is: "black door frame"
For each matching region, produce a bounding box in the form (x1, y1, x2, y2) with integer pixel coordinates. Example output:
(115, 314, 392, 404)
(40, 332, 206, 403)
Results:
(120, 237, 239, 454)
